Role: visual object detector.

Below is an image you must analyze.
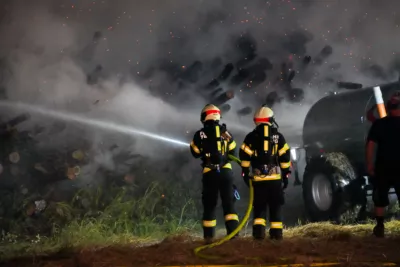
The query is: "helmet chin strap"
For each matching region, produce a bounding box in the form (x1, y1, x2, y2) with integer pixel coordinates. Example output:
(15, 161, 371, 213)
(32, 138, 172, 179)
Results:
(271, 117, 279, 128)
(256, 117, 279, 128)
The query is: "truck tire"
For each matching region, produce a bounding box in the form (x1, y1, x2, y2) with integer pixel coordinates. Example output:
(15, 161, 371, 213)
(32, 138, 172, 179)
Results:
(302, 153, 357, 222)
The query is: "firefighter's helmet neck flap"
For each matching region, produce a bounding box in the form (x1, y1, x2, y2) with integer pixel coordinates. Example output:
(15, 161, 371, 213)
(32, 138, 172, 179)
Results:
(253, 105, 279, 128)
(201, 104, 221, 125)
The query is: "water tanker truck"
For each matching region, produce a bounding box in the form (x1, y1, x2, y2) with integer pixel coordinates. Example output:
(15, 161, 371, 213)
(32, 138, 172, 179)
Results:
(291, 81, 400, 222)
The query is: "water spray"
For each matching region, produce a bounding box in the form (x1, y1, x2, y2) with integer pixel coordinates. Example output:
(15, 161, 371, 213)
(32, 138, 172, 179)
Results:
(0, 101, 190, 148)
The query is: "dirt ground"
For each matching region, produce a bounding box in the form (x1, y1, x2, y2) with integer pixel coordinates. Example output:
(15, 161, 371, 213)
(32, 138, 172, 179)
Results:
(2, 235, 400, 267)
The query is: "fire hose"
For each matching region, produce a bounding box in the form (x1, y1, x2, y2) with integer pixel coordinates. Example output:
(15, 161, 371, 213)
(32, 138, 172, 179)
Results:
(193, 154, 254, 260)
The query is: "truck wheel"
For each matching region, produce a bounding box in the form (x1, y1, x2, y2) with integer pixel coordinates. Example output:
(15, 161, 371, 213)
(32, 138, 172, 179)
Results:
(302, 153, 357, 222)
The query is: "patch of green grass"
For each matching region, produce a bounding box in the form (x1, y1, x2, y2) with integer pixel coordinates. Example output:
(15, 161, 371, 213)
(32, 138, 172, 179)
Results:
(1, 179, 399, 262)
(0, 217, 199, 261)
(0, 181, 202, 261)
(3, 217, 400, 262)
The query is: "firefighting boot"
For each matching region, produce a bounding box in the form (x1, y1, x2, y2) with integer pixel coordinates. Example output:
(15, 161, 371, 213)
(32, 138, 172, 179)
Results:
(253, 225, 266, 240)
(226, 220, 239, 239)
(204, 237, 214, 244)
(269, 228, 283, 240)
(227, 228, 240, 239)
(373, 224, 385, 238)
(225, 223, 239, 239)
(203, 227, 215, 244)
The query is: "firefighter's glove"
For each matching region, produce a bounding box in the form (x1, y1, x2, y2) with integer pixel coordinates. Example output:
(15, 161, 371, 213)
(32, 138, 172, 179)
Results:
(282, 177, 288, 190)
(282, 171, 291, 190)
(242, 172, 251, 187)
(368, 175, 376, 187)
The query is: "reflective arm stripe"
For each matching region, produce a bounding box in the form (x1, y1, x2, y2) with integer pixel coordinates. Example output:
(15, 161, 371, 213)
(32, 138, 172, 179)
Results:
(280, 162, 291, 169)
(225, 214, 239, 221)
(278, 143, 290, 156)
(270, 222, 283, 229)
(190, 141, 201, 154)
(241, 160, 251, 167)
(203, 220, 217, 227)
(254, 218, 266, 226)
(228, 140, 237, 151)
(240, 143, 254, 156)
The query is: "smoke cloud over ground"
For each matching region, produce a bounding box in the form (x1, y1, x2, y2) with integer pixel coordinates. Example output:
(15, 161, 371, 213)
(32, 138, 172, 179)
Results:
(1, 0, 400, 184)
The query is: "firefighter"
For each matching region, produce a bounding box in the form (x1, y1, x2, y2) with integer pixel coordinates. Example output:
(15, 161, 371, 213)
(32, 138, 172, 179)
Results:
(190, 104, 239, 243)
(366, 91, 400, 238)
(239, 105, 291, 240)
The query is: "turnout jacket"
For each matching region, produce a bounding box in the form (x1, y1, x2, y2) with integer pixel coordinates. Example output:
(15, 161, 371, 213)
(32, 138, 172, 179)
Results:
(190, 122, 237, 174)
(239, 123, 291, 182)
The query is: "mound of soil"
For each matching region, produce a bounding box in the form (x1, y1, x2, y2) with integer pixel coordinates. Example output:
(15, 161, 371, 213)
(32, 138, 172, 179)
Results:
(3, 235, 400, 267)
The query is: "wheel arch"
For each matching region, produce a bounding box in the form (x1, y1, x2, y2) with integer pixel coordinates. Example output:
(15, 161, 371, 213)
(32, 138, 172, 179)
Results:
(302, 152, 358, 222)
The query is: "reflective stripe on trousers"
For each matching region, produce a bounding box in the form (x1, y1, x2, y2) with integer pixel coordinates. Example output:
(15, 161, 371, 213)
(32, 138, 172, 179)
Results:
(225, 213, 239, 222)
(253, 218, 266, 226)
(270, 221, 283, 229)
(203, 220, 217, 227)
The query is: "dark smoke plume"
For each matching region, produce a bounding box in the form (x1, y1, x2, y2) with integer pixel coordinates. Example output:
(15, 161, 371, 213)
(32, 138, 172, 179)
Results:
(0, 0, 400, 185)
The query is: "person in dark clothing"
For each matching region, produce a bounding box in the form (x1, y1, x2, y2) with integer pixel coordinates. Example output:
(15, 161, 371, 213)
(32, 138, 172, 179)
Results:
(239, 105, 291, 240)
(366, 91, 400, 237)
(367, 91, 400, 123)
(190, 104, 239, 244)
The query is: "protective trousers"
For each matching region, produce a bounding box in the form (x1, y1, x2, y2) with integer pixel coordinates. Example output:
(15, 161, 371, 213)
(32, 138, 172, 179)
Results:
(252, 180, 284, 240)
(202, 168, 239, 239)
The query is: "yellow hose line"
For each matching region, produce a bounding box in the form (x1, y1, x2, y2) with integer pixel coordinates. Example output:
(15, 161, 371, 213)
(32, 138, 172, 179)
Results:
(158, 263, 396, 267)
(193, 179, 254, 260)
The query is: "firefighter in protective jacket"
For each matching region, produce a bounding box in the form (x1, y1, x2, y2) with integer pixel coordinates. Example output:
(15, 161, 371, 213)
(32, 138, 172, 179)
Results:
(190, 104, 239, 243)
(239, 105, 291, 240)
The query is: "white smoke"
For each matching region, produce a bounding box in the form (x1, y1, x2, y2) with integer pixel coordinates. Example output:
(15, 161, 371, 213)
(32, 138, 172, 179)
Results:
(0, 0, 399, 184)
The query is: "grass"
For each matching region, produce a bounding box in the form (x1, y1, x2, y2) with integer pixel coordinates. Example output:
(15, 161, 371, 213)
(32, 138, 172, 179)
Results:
(0, 181, 202, 261)
(286, 219, 400, 238)
(1, 179, 399, 263)
(2, 215, 400, 262)
(0, 217, 199, 261)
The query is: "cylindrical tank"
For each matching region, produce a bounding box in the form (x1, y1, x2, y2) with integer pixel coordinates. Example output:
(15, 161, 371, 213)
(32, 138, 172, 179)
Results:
(302, 82, 400, 172)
